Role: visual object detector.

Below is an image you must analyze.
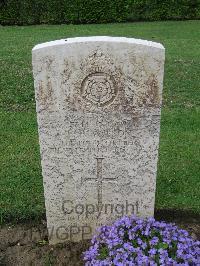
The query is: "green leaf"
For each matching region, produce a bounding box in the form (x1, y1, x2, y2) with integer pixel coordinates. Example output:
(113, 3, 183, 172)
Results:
(97, 245, 109, 260)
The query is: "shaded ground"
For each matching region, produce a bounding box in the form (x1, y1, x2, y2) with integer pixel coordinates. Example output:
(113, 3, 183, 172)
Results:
(0, 220, 90, 266)
(0, 217, 199, 266)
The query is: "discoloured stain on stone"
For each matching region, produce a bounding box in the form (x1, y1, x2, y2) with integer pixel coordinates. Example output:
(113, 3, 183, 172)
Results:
(37, 79, 53, 107)
(144, 75, 160, 106)
(32, 37, 165, 244)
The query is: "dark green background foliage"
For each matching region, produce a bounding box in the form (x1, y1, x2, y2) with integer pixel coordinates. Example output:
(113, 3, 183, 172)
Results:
(1, 0, 200, 25)
(128, 0, 200, 21)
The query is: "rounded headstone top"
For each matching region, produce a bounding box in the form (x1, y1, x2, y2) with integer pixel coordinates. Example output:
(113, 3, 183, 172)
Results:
(32, 36, 165, 52)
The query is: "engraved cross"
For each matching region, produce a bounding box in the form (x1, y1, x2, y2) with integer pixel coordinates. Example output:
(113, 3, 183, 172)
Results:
(85, 157, 117, 206)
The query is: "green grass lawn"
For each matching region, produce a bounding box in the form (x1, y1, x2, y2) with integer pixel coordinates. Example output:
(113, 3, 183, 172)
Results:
(0, 21, 200, 223)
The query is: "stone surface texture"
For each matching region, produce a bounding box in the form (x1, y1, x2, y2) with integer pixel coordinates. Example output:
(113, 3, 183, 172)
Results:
(32, 36, 165, 244)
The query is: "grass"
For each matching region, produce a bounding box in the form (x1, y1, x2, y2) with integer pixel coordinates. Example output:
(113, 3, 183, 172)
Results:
(0, 21, 200, 223)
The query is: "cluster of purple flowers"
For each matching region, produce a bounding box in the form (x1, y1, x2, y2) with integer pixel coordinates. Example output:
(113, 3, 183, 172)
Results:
(83, 215, 200, 265)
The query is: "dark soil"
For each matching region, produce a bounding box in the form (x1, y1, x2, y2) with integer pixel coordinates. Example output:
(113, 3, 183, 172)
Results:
(0, 220, 90, 266)
(0, 217, 199, 266)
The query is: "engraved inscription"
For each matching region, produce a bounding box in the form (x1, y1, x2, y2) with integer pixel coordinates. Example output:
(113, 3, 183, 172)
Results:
(81, 72, 117, 107)
(84, 158, 118, 205)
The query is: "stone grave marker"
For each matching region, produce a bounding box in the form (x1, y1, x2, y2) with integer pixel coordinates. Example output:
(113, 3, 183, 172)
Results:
(32, 37, 165, 244)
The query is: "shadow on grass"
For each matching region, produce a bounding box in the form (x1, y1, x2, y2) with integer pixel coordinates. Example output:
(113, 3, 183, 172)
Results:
(1, 208, 200, 226)
(155, 208, 200, 223)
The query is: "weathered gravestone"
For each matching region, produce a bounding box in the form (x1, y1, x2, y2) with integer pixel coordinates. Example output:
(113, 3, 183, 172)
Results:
(32, 37, 165, 244)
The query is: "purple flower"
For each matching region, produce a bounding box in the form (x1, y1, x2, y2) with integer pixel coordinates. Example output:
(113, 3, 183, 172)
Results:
(83, 215, 200, 265)
(150, 236, 159, 246)
(149, 248, 157, 256)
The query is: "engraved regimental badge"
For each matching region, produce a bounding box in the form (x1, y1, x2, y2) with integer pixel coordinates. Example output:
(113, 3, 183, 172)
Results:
(81, 72, 117, 107)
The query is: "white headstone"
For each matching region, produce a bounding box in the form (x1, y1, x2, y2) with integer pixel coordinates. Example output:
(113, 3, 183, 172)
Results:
(32, 36, 165, 244)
